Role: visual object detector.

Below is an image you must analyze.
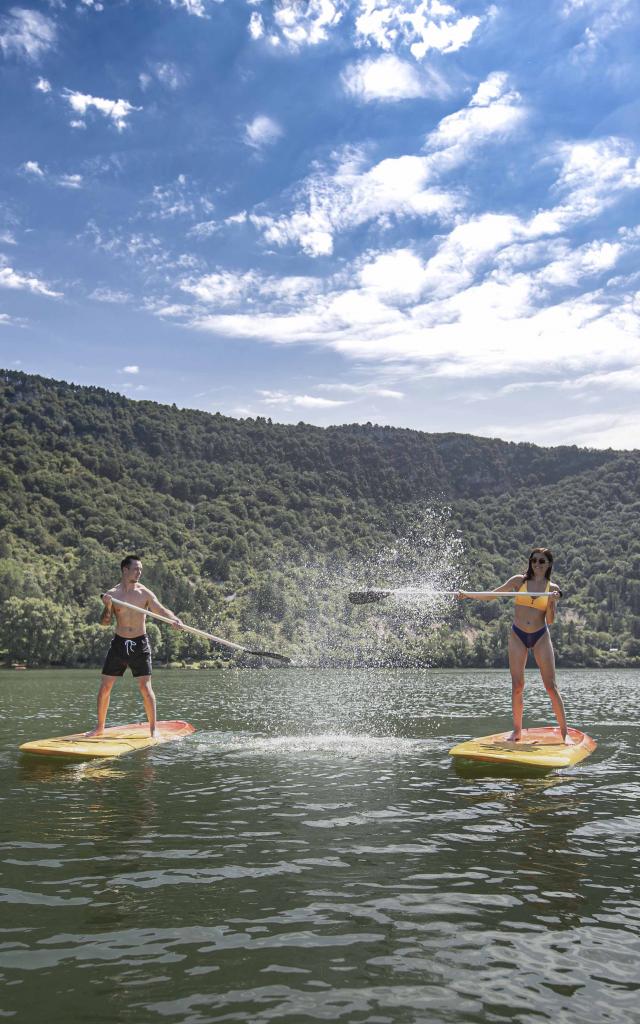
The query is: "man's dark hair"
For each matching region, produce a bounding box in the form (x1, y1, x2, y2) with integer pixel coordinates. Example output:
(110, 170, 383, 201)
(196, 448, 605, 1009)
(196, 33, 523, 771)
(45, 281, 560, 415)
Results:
(121, 555, 142, 571)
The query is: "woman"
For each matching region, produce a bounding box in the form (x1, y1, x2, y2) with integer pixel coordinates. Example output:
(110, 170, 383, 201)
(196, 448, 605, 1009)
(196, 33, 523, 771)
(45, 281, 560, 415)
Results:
(458, 548, 573, 744)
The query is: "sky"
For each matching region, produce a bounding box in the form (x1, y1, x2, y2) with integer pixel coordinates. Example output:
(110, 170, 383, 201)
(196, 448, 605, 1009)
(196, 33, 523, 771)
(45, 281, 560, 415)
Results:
(1, 0, 640, 448)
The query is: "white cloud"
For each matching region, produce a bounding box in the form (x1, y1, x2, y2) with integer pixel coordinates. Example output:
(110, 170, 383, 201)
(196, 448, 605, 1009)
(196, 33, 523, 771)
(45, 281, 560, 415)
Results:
(22, 159, 44, 176)
(180, 269, 259, 305)
(146, 175, 214, 220)
(258, 390, 349, 408)
(122, 365, 139, 374)
(35, 76, 51, 92)
(248, 11, 264, 39)
(63, 89, 141, 131)
(270, 0, 345, 49)
(424, 72, 526, 162)
(21, 162, 85, 189)
(485, 410, 640, 449)
(248, 73, 524, 256)
(342, 54, 449, 102)
(0, 8, 57, 61)
(58, 173, 83, 189)
(317, 381, 405, 398)
(539, 138, 640, 232)
(140, 61, 186, 90)
(169, 0, 208, 16)
(354, 0, 483, 57)
(0, 261, 61, 297)
(259, 1, 488, 55)
(90, 287, 131, 303)
(244, 115, 284, 149)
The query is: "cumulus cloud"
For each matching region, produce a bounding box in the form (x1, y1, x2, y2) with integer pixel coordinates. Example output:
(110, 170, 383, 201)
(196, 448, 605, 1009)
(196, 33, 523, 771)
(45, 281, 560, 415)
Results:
(342, 54, 450, 102)
(20, 161, 84, 189)
(257, 0, 488, 55)
(258, 390, 349, 409)
(140, 61, 186, 91)
(168, 0, 209, 16)
(248, 11, 264, 39)
(90, 287, 131, 304)
(247, 73, 524, 256)
(244, 115, 284, 149)
(22, 159, 44, 176)
(354, 0, 483, 57)
(63, 89, 141, 131)
(0, 260, 61, 297)
(269, 0, 345, 49)
(35, 76, 51, 92)
(0, 8, 57, 61)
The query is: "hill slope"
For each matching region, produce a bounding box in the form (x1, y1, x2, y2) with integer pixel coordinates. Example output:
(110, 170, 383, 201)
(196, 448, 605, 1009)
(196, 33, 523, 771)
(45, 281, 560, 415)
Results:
(1, 369, 639, 667)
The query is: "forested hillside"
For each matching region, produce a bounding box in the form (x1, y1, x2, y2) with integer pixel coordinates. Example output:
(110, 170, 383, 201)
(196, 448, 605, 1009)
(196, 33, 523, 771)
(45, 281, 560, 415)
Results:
(1, 369, 639, 668)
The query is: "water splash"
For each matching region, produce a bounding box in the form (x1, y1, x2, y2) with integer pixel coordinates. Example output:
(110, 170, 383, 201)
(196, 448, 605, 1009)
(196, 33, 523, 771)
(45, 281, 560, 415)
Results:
(288, 506, 467, 668)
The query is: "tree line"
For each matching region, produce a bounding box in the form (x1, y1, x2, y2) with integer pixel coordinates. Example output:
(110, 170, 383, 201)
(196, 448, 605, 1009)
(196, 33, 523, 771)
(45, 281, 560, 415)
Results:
(1, 369, 639, 669)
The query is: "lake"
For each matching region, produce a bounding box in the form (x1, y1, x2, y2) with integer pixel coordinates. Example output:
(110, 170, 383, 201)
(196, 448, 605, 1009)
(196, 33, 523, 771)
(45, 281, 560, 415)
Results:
(1, 667, 638, 1024)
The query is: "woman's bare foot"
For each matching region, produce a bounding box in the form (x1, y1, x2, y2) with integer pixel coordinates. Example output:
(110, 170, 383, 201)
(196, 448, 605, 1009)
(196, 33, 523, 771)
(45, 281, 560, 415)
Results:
(563, 733, 576, 745)
(84, 727, 104, 737)
(506, 730, 522, 742)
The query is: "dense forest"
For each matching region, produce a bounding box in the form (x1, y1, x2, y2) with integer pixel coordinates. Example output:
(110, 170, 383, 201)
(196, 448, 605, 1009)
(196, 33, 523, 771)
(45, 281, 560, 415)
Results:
(1, 369, 639, 669)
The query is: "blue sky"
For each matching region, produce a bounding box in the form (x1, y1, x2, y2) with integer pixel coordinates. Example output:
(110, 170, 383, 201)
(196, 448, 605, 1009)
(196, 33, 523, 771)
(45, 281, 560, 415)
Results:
(1, 0, 640, 448)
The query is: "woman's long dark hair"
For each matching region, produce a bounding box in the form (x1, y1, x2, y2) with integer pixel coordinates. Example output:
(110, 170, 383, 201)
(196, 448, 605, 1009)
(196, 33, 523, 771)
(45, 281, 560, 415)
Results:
(523, 547, 553, 582)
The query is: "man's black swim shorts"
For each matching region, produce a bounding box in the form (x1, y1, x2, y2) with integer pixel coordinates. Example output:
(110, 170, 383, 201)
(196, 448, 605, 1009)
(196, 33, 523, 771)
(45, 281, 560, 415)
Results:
(102, 634, 152, 677)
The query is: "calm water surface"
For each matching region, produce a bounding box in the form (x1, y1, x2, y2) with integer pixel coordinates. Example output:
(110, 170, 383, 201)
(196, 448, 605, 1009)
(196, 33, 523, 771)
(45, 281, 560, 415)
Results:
(1, 668, 639, 1024)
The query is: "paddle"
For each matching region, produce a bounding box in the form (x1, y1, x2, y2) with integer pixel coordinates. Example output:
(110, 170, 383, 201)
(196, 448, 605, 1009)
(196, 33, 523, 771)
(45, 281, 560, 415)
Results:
(107, 596, 291, 663)
(349, 589, 553, 605)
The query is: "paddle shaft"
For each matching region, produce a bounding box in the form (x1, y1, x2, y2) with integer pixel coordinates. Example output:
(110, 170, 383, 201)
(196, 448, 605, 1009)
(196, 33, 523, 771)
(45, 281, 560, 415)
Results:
(107, 596, 290, 661)
(348, 588, 558, 604)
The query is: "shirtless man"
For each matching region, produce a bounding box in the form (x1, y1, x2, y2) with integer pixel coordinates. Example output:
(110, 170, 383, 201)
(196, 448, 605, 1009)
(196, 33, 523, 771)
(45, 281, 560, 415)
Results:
(86, 555, 183, 738)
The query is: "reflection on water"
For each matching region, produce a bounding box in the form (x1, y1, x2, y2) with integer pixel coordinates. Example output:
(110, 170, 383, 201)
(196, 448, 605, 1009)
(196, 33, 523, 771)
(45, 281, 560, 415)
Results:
(1, 668, 639, 1024)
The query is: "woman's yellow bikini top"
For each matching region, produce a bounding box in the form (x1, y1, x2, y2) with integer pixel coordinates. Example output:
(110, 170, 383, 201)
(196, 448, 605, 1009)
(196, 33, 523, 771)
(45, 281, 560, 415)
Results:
(515, 580, 550, 611)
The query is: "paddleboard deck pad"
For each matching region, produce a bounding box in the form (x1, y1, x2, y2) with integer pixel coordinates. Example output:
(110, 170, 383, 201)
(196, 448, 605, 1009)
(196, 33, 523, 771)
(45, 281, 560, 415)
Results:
(19, 720, 196, 760)
(449, 727, 596, 769)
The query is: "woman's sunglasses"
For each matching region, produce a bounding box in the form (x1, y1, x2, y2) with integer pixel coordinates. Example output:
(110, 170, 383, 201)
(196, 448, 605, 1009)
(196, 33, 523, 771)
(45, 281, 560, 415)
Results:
(530, 557, 549, 565)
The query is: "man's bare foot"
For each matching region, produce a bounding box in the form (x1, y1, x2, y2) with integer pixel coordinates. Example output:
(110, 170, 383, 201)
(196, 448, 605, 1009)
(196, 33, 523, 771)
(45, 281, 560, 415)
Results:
(506, 730, 522, 742)
(84, 727, 104, 737)
(563, 733, 576, 745)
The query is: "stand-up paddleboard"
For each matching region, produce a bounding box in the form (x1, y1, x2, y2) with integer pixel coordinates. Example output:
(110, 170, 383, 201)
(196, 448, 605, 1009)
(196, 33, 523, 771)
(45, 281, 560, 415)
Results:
(449, 727, 596, 770)
(19, 720, 196, 760)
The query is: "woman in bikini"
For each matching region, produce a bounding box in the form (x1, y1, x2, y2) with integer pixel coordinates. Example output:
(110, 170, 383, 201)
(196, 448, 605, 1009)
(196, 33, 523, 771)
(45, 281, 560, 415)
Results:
(459, 548, 573, 744)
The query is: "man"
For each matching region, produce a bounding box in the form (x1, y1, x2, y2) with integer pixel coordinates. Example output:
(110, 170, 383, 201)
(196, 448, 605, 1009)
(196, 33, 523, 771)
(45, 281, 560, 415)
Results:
(86, 555, 183, 737)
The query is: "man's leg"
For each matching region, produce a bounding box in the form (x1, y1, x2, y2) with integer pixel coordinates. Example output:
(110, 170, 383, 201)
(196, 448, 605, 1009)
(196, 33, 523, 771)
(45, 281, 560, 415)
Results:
(137, 675, 157, 737)
(85, 675, 117, 736)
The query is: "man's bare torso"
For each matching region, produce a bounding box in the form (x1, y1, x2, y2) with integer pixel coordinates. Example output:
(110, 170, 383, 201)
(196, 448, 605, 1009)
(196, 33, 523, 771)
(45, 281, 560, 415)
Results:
(105, 583, 152, 637)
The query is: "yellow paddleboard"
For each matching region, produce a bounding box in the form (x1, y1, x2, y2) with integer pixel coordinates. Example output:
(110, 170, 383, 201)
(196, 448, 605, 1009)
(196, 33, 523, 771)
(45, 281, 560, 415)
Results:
(19, 720, 196, 760)
(449, 726, 596, 770)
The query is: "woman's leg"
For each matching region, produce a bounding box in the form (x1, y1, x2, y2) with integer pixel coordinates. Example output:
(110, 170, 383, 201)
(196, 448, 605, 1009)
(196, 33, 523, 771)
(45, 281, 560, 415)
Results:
(533, 632, 571, 742)
(507, 629, 528, 740)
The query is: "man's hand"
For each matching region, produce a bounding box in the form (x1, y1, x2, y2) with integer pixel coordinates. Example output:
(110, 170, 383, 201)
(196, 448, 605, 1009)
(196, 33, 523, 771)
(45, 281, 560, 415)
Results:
(171, 617, 184, 630)
(101, 593, 113, 609)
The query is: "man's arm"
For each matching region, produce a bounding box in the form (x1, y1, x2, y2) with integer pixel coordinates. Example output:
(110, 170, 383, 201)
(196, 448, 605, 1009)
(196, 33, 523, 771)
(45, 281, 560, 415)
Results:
(144, 589, 183, 628)
(99, 592, 115, 627)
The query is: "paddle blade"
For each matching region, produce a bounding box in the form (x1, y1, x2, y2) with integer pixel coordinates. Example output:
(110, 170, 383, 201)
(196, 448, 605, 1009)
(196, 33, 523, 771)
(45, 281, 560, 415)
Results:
(348, 590, 391, 605)
(245, 649, 291, 664)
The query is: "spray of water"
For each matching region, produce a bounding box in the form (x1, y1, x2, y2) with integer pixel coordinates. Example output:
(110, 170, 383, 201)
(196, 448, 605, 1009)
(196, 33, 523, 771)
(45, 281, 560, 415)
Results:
(288, 506, 467, 668)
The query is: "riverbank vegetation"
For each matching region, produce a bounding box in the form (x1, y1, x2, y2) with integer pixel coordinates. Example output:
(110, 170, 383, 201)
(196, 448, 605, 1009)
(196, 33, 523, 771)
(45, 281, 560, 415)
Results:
(1, 370, 639, 668)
